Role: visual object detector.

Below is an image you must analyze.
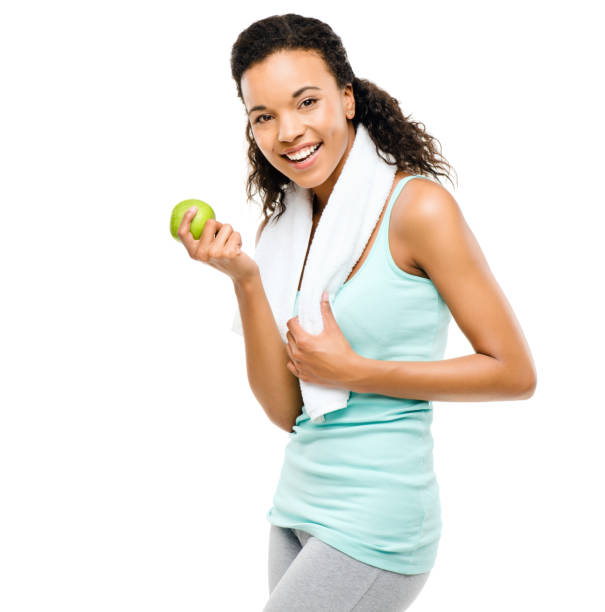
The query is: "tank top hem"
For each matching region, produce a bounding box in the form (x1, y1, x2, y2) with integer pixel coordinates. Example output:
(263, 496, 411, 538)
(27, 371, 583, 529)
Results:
(266, 510, 438, 575)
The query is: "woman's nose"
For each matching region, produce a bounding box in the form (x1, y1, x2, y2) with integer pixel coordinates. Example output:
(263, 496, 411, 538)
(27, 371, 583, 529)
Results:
(278, 114, 305, 143)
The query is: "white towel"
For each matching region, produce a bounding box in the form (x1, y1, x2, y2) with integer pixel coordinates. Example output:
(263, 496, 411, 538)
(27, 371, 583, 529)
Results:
(231, 123, 397, 423)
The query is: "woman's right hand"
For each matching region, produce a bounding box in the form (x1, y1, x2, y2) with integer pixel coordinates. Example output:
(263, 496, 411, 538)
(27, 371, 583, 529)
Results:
(178, 207, 259, 285)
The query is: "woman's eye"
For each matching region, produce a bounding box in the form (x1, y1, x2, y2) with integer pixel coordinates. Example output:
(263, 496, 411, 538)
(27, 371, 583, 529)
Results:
(254, 99, 317, 124)
(301, 98, 317, 108)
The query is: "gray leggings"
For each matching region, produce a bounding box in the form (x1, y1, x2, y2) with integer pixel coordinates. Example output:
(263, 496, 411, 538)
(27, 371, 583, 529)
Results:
(264, 525, 431, 611)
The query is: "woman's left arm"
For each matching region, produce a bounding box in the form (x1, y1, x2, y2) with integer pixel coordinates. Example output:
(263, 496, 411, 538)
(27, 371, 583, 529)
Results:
(348, 181, 537, 401)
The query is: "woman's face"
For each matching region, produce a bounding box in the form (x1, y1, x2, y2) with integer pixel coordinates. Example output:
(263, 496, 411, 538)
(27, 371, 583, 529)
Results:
(240, 49, 355, 200)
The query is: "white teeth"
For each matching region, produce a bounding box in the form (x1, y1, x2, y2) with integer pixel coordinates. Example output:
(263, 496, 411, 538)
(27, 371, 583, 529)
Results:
(285, 143, 320, 161)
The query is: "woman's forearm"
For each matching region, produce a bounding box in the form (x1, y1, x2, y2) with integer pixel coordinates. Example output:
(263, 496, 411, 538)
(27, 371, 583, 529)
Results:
(233, 273, 303, 432)
(346, 353, 536, 402)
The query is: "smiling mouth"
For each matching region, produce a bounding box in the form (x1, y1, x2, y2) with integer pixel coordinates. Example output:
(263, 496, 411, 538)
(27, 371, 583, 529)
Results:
(281, 143, 322, 162)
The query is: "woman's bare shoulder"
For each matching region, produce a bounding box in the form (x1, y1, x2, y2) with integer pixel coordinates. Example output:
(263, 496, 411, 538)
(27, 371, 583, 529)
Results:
(391, 172, 456, 229)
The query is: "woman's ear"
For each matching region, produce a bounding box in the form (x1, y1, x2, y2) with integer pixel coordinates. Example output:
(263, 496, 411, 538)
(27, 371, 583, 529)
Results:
(343, 83, 355, 117)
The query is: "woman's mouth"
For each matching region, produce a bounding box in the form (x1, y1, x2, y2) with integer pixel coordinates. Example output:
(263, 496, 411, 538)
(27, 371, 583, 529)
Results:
(281, 143, 322, 169)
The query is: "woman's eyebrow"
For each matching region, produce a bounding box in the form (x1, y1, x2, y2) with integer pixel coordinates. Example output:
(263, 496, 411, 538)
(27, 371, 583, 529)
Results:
(247, 86, 322, 115)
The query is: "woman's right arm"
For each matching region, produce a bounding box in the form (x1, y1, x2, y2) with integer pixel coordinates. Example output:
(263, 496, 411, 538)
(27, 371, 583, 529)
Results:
(178, 208, 302, 433)
(233, 271, 303, 433)
(232, 218, 303, 432)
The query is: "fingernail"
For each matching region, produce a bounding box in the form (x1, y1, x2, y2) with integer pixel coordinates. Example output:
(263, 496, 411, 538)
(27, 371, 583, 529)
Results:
(189, 206, 197, 213)
(321, 290, 328, 301)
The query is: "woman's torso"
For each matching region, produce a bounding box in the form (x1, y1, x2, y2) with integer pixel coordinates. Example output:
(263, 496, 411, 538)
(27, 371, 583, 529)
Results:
(266, 174, 452, 574)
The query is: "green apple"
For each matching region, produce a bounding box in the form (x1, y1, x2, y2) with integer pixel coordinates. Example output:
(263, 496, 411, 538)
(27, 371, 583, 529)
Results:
(170, 198, 216, 241)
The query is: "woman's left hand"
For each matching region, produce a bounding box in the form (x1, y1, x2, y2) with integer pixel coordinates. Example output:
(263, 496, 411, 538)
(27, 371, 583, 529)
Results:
(285, 292, 358, 388)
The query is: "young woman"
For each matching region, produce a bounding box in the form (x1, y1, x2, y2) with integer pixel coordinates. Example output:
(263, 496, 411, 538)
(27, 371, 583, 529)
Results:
(178, 13, 536, 612)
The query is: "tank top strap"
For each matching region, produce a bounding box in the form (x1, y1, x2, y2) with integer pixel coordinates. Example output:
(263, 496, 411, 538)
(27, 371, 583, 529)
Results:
(376, 174, 426, 246)
(384, 174, 426, 219)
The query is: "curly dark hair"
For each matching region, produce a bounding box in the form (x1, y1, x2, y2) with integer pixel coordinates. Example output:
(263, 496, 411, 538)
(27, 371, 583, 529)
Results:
(230, 13, 457, 223)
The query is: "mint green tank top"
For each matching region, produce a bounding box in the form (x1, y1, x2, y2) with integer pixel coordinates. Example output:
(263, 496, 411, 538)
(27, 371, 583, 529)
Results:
(266, 175, 452, 574)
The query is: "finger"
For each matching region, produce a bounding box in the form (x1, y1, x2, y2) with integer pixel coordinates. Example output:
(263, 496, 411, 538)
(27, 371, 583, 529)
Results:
(320, 295, 336, 329)
(199, 219, 224, 248)
(211, 223, 234, 248)
(286, 361, 299, 377)
(286, 316, 303, 341)
(177, 207, 201, 255)
(207, 223, 234, 258)
(286, 331, 297, 354)
(193, 219, 223, 260)
(224, 230, 243, 256)
(285, 338, 297, 363)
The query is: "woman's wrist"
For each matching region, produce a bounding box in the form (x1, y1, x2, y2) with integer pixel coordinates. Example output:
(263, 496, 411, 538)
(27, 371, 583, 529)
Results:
(232, 270, 261, 294)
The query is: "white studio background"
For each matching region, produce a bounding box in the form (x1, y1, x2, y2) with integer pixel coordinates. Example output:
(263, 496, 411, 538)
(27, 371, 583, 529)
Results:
(0, 1, 603, 610)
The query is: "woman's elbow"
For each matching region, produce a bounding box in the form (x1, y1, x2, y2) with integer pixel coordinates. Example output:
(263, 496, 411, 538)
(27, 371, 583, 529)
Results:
(515, 369, 537, 400)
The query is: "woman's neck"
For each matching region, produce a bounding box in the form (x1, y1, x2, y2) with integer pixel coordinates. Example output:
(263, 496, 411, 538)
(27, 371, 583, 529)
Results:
(312, 193, 325, 223)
